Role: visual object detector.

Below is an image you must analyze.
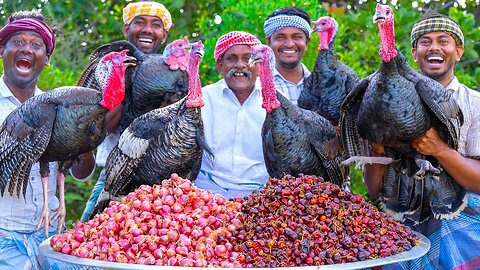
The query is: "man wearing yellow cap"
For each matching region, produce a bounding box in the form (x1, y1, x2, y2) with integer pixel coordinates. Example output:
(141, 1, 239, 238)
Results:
(81, 1, 174, 221)
(122, 1, 172, 54)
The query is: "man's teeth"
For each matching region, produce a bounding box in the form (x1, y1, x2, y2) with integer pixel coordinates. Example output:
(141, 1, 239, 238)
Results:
(427, 56, 443, 62)
(282, 50, 296, 54)
(234, 72, 246, 77)
(139, 38, 153, 43)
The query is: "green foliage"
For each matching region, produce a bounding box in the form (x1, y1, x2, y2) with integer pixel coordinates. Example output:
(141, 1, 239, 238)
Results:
(64, 168, 101, 228)
(194, 0, 479, 89)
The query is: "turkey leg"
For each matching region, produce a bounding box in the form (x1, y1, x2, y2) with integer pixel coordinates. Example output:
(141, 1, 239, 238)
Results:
(36, 173, 52, 237)
(50, 172, 66, 234)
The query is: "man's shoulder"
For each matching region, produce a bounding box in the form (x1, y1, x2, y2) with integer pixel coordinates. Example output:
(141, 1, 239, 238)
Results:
(459, 83, 480, 100)
(203, 79, 225, 92)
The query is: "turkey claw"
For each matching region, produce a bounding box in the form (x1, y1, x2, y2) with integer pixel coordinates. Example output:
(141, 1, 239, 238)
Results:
(51, 206, 66, 234)
(341, 156, 394, 169)
(36, 207, 52, 237)
(414, 159, 440, 179)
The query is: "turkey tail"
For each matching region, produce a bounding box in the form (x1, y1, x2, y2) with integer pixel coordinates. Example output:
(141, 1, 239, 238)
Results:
(311, 137, 345, 186)
(88, 190, 124, 220)
(89, 198, 110, 220)
(104, 128, 148, 195)
(339, 78, 370, 158)
(425, 167, 467, 220)
(0, 121, 51, 198)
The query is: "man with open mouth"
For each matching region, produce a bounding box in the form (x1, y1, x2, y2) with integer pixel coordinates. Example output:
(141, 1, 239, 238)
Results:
(81, 1, 174, 222)
(384, 11, 480, 270)
(0, 9, 95, 270)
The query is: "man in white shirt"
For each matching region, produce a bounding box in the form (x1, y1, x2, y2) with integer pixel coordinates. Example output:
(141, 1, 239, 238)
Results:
(194, 31, 269, 199)
(263, 6, 311, 105)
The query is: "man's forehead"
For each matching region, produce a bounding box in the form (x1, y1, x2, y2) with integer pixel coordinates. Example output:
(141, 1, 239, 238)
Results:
(11, 30, 43, 39)
(419, 31, 453, 40)
(271, 27, 306, 37)
(132, 15, 164, 24)
(224, 44, 252, 56)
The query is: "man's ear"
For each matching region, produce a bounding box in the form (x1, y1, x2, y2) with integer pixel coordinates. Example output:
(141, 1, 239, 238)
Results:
(45, 55, 51, 66)
(161, 31, 168, 45)
(455, 45, 465, 61)
(265, 37, 271, 46)
(123, 23, 130, 38)
(215, 60, 223, 75)
(411, 47, 418, 63)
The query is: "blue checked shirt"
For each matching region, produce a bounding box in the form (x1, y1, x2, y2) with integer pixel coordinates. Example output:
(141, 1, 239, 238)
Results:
(273, 64, 311, 105)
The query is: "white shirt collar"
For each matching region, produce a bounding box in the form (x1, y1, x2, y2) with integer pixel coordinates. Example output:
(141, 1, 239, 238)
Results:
(0, 75, 43, 99)
(445, 76, 460, 91)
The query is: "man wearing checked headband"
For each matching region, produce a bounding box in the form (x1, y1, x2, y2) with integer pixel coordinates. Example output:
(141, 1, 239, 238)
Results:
(389, 12, 480, 270)
(264, 6, 312, 105)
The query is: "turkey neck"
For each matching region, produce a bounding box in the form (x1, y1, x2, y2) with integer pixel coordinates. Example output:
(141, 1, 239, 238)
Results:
(99, 63, 126, 111)
(378, 19, 397, 63)
(186, 54, 203, 108)
(315, 28, 339, 73)
(259, 60, 280, 113)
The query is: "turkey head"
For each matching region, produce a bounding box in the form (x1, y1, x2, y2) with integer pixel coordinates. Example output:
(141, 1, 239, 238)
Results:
(163, 36, 190, 72)
(97, 49, 136, 111)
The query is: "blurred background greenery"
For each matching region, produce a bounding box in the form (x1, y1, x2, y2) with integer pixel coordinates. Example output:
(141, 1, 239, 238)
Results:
(1, 0, 479, 227)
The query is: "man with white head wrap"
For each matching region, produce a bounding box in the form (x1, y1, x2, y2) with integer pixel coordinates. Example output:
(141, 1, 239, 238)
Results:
(264, 6, 312, 105)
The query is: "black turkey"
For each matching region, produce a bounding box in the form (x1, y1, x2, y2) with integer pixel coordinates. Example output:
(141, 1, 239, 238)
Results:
(249, 44, 346, 186)
(91, 40, 210, 216)
(340, 4, 465, 223)
(77, 37, 190, 132)
(0, 50, 134, 235)
(298, 16, 360, 127)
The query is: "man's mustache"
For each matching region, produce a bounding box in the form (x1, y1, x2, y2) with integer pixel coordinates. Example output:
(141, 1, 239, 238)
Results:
(225, 68, 252, 79)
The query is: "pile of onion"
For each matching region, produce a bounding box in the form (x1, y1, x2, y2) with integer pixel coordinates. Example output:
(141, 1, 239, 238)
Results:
(50, 174, 243, 267)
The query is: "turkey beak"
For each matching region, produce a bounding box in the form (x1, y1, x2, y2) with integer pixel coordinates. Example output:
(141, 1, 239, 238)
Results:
(248, 54, 261, 67)
(373, 13, 385, 24)
(123, 55, 137, 68)
(310, 26, 318, 35)
(194, 48, 205, 58)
